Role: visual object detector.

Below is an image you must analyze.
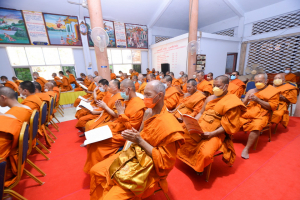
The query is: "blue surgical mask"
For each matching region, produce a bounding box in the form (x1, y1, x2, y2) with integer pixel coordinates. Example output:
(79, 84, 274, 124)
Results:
(285, 70, 290, 74)
(133, 81, 136, 84)
(160, 76, 162, 79)
(138, 80, 142, 84)
(163, 83, 168, 89)
(230, 75, 236, 80)
(99, 87, 105, 92)
(120, 92, 129, 100)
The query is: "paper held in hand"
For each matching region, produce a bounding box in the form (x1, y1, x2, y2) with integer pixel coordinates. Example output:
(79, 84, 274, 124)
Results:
(81, 125, 113, 147)
(78, 96, 88, 102)
(78, 100, 94, 112)
(79, 83, 88, 90)
(181, 114, 203, 135)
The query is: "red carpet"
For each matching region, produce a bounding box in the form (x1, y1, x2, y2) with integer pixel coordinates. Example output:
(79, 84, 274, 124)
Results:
(13, 117, 300, 200)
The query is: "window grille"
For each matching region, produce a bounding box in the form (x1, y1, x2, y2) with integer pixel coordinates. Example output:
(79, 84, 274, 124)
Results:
(213, 28, 234, 37)
(155, 36, 172, 43)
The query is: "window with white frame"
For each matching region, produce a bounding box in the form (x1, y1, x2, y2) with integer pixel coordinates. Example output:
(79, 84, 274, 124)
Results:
(6, 47, 75, 81)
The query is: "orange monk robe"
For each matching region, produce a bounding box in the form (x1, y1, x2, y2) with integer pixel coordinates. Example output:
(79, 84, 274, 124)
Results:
(164, 86, 181, 111)
(35, 92, 51, 104)
(156, 76, 161, 81)
(228, 82, 242, 98)
(35, 77, 48, 92)
(177, 94, 246, 172)
(271, 83, 298, 127)
(285, 73, 297, 83)
(5, 107, 32, 123)
(137, 82, 147, 95)
(21, 94, 52, 147)
(172, 78, 181, 87)
(174, 91, 206, 119)
(68, 74, 79, 88)
(89, 111, 185, 199)
(4, 81, 19, 94)
(134, 82, 140, 91)
(75, 92, 111, 128)
(129, 72, 139, 80)
(60, 76, 72, 92)
(231, 79, 246, 98)
(46, 91, 58, 113)
(197, 79, 213, 95)
(182, 83, 187, 93)
(14, 80, 23, 86)
(147, 71, 152, 74)
(178, 77, 183, 85)
(73, 82, 96, 107)
(53, 76, 62, 88)
(83, 97, 146, 173)
(53, 87, 60, 103)
(208, 80, 214, 85)
(74, 77, 92, 91)
(0, 115, 23, 187)
(111, 73, 117, 80)
(120, 76, 125, 82)
(240, 85, 280, 132)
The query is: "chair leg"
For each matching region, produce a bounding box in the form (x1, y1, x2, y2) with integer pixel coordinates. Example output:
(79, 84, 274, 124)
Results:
(53, 115, 61, 123)
(274, 124, 279, 134)
(50, 120, 59, 131)
(46, 126, 58, 139)
(26, 159, 46, 176)
(57, 109, 64, 117)
(4, 189, 27, 200)
(163, 191, 171, 200)
(24, 169, 45, 185)
(253, 135, 259, 150)
(205, 163, 213, 182)
(37, 140, 51, 154)
(34, 146, 50, 160)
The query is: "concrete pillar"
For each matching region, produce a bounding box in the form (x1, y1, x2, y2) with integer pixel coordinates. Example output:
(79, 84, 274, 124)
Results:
(293, 94, 300, 117)
(187, 0, 199, 79)
(87, 0, 110, 80)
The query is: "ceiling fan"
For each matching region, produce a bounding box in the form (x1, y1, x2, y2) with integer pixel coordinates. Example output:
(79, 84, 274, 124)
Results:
(67, 0, 88, 9)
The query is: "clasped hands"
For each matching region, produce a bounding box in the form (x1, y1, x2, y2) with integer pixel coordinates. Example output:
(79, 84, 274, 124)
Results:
(115, 100, 125, 115)
(249, 93, 259, 102)
(121, 128, 142, 144)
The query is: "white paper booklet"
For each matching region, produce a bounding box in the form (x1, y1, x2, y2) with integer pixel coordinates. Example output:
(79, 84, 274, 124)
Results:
(79, 83, 88, 90)
(78, 96, 88, 102)
(81, 125, 113, 146)
(78, 100, 93, 112)
(0, 106, 10, 113)
(136, 92, 144, 99)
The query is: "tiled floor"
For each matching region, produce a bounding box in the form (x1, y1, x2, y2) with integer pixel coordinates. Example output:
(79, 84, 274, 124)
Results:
(54, 106, 76, 123)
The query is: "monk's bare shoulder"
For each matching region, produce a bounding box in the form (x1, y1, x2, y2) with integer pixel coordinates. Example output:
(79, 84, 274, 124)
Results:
(205, 95, 215, 103)
(143, 108, 152, 121)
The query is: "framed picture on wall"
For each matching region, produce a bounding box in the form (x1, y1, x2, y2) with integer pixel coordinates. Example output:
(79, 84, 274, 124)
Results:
(125, 23, 148, 49)
(0, 7, 30, 44)
(43, 13, 82, 46)
(84, 17, 116, 47)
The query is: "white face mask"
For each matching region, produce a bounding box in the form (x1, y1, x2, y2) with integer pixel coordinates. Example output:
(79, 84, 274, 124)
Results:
(44, 89, 48, 92)
(193, 75, 196, 78)
(285, 70, 290, 74)
(163, 83, 168, 89)
(99, 87, 105, 92)
(33, 76, 37, 79)
(1, 80, 6, 83)
(20, 94, 26, 98)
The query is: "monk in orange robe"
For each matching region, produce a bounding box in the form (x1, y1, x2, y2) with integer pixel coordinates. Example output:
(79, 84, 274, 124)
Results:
(110, 69, 116, 80)
(33, 82, 51, 105)
(49, 81, 60, 104)
(240, 73, 280, 159)
(169, 72, 181, 90)
(172, 79, 206, 121)
(206, 72, 214, 84)
(284, 67, 297, 82)
(12, 76, 23, 86)
(1, 76, 19, 95)
(32, 72, 48, 92)
(271, 73, 298, 127)
(177, 75, 246, 173)
(229, 71, 246, 98)
(146, 68, 152, 74)
(88, 80, 184, 199)
(75, 79, 109, 125)
(52, 73, 63, 88)
(66, 70, 79, 89)
(155, 71, 160, 80)
(137, 74, 147, 94)
(19, 81, 52, 147)
(196, 70, 213, 96)
(161, 75, 180, 110)
(83, 80, 146, 173)
(73, 75, 98, 107)
(223, 74, 243, 98)
(146, 73, 156, 82)
(181, 74, 188, 94)
(132, 75, 139, 91)
(59, 71, 72, 92)
(45, 82, 57, 100)
(0, 114, 23, 187)
(74, 73, 92, 91)
(178, 71, 185, 85)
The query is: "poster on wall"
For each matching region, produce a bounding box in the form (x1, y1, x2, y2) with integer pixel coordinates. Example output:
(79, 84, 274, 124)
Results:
(114, 21, 127, 48)
(125, 23, 148, 49)
(43, 13, 82, 46)
(84, 17, 116, 47)
(0, 8, 30, 44)
(22, 10, 49, 45)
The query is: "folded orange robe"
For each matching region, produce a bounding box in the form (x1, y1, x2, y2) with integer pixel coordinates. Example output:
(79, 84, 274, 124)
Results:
(68, 74, 80, 88)
(134, 82, 140, 91)
(156, 76, 161, 81)
(110, 73, 116, 80)
(172, 78, 181, 87)
(83, 97, 146, 173)
(53, 76, 62, 87)
(89, 110, 184, 200)
(231, 79, 246, 98)
(14, 80, 23, 86)
(174, 91, 206, 119)
(182, 83, 187, 93)
(4, 81, 19, 94)
(228, 82, 242, 98)
(271, 83, 298, 127)
(5, 107, 32, 123)
(285, 73, 297, 83)
(0, 115, 23, 187)
(74, 83, 96, 107)
(75, 92, 110, 127)
(177, 93, 246, 172)
(164, 86, 180, 111)
(197, 79, 213, 95)
(137, 82, 147, 94)
(240, 85, 280, 132)
(74, 77, 91, 91)
(36, 77, 48, 92)
(60, 76, 72, 92)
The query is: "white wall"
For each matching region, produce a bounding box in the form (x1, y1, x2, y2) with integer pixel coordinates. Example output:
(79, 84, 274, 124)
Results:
(199, 16, 239, 34)
(200, 35, 240, 77)
(0, 47, 14, 79)
(72, 48, 87, 76)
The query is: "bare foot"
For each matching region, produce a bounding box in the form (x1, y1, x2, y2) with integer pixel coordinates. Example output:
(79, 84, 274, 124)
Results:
(241, 149, 249, 159)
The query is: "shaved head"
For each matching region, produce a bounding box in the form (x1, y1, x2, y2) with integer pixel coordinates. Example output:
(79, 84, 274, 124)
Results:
(163, 75, 172, 83)
(110, 79, 120, 89)
(145, 80, 165, 95)
(254, 73, 268, 81)
(45, 82, 54, 90)
(0, 87, 17, 99)
(274, 73, 285, 81)
(215, 75, 229, 84)
(121, 79, 136, 92)
(187, 79, 197, 86)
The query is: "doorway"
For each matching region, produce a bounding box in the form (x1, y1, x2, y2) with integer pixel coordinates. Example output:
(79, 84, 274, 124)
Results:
(225, 53, 238, 74)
